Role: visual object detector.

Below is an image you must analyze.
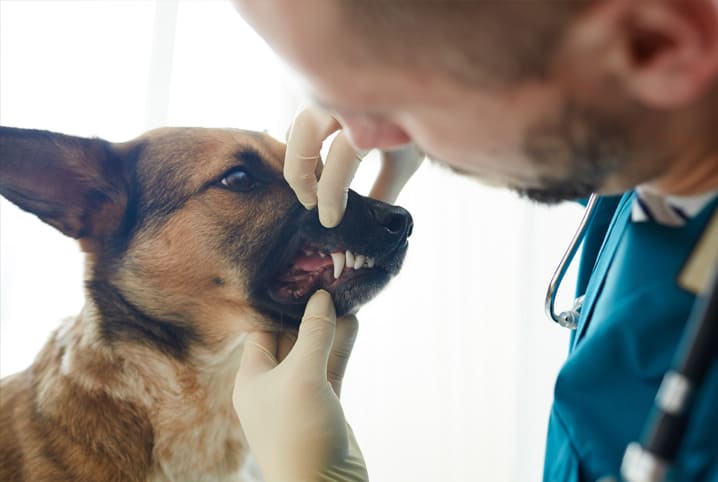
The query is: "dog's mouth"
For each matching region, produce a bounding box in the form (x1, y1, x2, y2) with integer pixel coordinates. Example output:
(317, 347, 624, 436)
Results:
(270, 242, 379, 302)
(261, 238, 407, 324)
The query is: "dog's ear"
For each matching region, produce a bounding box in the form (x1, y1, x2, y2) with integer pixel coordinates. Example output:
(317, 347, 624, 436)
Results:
(0, 126, 130, 239)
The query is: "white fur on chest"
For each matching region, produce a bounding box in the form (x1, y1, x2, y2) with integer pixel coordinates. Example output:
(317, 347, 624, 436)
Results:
(55, 316, 261, 482)
(147, 340, 262, 482)
(147, 459, 262, 482)
(147, 455, 262, 482)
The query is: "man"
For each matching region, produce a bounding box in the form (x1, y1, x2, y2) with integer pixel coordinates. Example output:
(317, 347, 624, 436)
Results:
(231, 1, 718, 481)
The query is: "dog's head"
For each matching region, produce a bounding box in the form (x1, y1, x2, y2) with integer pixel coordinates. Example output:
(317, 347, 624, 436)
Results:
(0, 126, 411, 357)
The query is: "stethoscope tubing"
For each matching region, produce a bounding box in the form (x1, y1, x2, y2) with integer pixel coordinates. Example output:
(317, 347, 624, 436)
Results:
(545, 193, 599, 329)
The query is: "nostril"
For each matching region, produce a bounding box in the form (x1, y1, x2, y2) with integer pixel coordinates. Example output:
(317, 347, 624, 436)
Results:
(383, 213, 407, 235)
(370, 207, 412, 237)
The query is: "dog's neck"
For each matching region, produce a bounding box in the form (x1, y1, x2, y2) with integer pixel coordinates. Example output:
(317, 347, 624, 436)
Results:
(85, 278, 201, 360)
(35, 290, 251, 481)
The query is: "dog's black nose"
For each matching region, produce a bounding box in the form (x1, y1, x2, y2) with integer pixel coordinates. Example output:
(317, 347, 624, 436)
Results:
(368, 202, 413, 240)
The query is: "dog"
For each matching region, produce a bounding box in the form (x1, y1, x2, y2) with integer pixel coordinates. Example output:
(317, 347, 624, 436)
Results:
(0, 125, 412, 482)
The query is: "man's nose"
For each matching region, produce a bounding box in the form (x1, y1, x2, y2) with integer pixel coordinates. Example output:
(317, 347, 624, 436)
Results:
(340, 116, 411, 151)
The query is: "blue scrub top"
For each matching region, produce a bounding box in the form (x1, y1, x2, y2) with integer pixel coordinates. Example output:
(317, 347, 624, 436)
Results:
(543, 192, 718, 482)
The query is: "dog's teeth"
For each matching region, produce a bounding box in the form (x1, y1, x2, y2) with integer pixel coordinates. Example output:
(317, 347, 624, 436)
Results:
(331, 252, 346, 279)
(318, 251, 327, 258)
(353, 254, 365, 270)
(345, 250, 355, 268)
(367, 257, 375, 268)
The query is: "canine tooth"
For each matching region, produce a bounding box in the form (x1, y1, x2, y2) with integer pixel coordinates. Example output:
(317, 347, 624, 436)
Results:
(345, 250, 355, 268)
(367, 257, 375, 268)
(353, 254, 365, 270)
(331, 252, 346, 279)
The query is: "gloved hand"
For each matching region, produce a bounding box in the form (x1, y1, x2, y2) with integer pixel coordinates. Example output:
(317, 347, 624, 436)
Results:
(285, 106, 423, 228)
(233, 290, 369, 482)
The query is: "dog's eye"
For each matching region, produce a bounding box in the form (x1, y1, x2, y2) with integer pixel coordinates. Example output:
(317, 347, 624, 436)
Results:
(221, 168, 256, 192)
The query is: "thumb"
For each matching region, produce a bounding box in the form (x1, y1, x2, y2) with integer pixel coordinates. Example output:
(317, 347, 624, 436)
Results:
(327, 315, 359, 398)
(237, 330, 279, 380)
(286, 290, 337, 374)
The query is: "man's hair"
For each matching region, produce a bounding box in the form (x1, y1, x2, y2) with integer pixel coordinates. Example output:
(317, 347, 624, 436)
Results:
(340, 1, 590, 85)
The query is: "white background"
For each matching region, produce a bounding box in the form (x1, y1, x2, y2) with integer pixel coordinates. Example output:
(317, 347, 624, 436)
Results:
(0, 1, 583, 480)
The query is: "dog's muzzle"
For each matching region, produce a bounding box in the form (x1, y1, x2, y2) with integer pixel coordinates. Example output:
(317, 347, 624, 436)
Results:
(254, 190, 413, 325)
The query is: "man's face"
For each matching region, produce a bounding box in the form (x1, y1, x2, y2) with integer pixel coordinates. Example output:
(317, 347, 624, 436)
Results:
(234, 1, 652, 204)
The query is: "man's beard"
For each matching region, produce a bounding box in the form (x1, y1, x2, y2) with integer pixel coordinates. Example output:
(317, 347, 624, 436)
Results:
(515, 165, 606, 205)
(515, 100, 628, 205)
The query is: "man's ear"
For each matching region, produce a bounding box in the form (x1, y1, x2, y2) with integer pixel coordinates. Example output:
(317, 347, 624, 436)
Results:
(0, 126, 130, 239)
(558, 0, 718, 109)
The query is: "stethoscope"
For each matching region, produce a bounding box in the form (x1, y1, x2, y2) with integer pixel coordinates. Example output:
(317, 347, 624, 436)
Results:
(544, 193, 718, 482)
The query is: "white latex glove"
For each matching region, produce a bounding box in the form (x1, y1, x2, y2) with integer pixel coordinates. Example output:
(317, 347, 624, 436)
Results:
(284, 106, 423, 228)
(233, 290, 369, 482)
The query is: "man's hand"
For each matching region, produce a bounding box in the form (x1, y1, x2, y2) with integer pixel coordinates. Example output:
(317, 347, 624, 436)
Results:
(233, 290, 369, 482)
(285, 106, 423, 228)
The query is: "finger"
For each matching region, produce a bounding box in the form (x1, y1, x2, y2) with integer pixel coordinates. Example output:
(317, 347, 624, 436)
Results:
(285, 108, 341, 210)
(317, 131, 366, 227)
(370, 144, 424, 203)
(237, 331, 279, 379)
(327, 315, 359, 398)
(287, 290, 337, 374)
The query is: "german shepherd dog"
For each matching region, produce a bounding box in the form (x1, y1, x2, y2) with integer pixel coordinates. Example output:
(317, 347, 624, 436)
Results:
(0, 126, 412, 482)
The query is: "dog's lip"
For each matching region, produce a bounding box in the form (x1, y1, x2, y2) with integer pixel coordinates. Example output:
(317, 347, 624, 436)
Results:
(267, 240, 389, 300)
(258, 236, 407, 318)
(266, 265, 384, 307)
